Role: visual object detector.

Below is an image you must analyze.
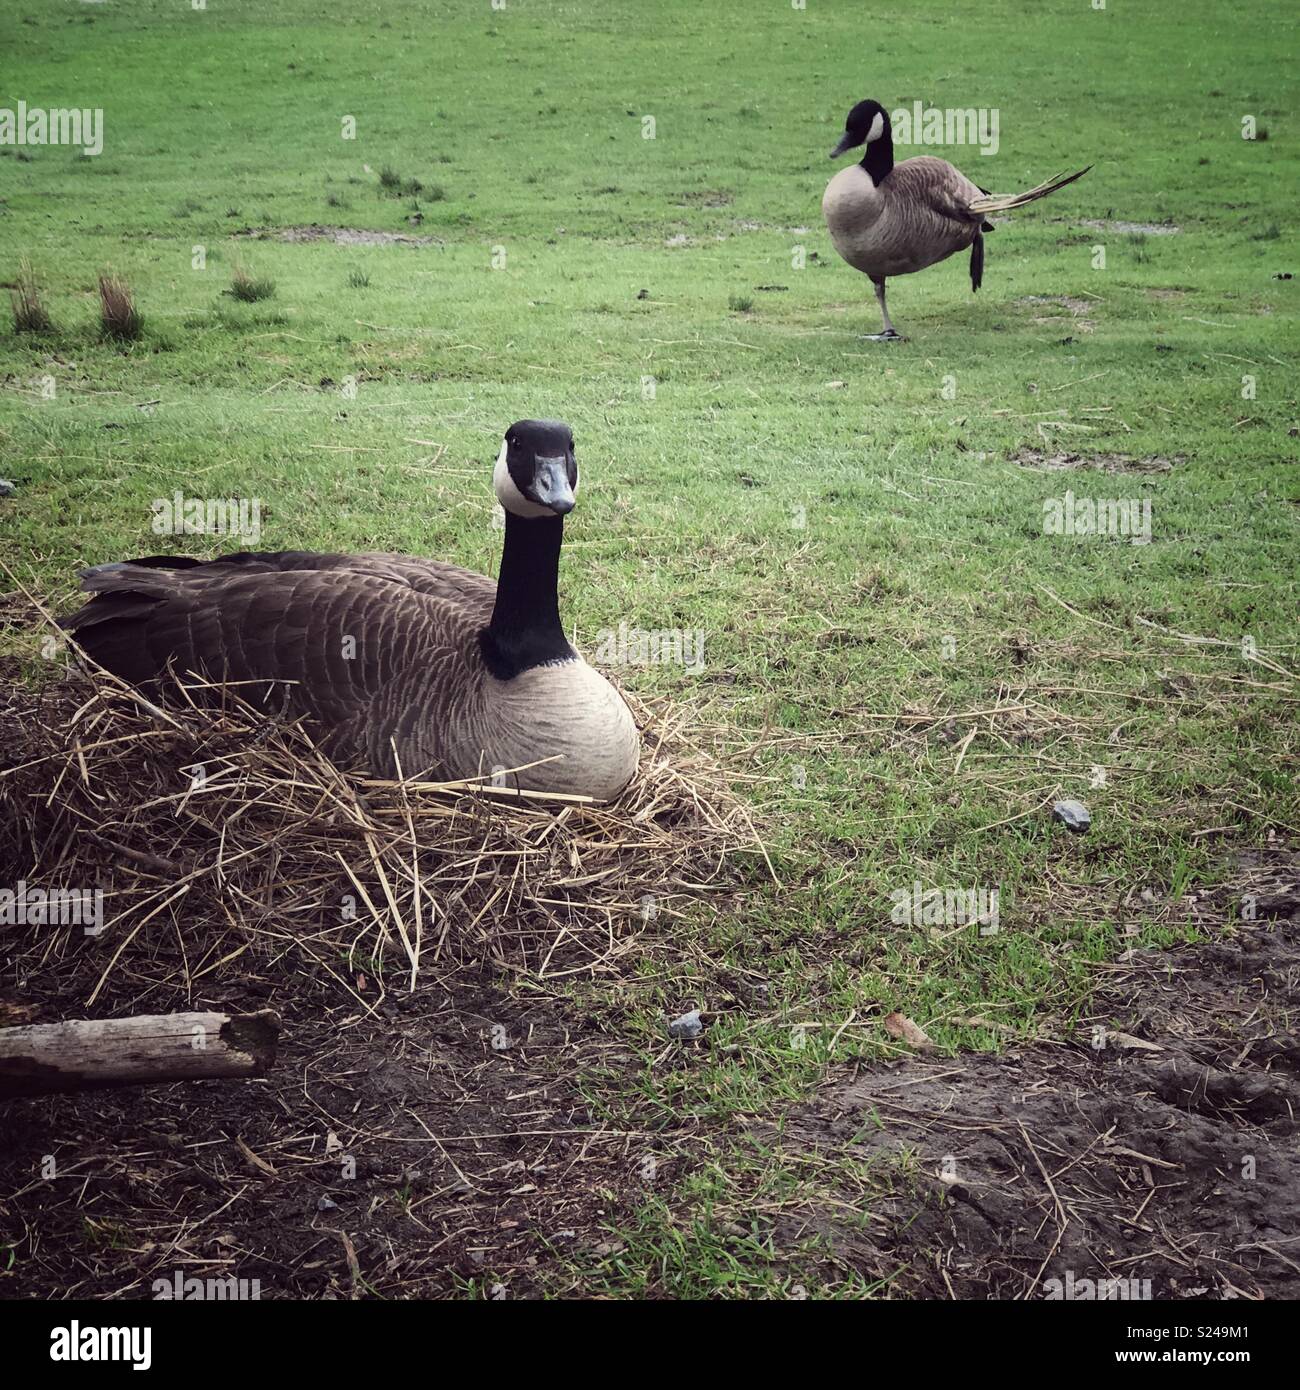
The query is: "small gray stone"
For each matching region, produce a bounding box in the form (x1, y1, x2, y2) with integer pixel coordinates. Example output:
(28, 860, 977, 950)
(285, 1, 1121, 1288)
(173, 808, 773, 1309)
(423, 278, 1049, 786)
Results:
(668, 1009, 704, 1040)
(316, 1195, 339, 1212)
(1052, 799, 1092, 834)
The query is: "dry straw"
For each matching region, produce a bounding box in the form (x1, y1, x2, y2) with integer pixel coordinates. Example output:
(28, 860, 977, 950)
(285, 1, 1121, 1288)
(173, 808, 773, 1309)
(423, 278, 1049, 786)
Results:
(0, 602, 768, 1014)
(9, 258, 53, 333)
(97, 272, 143, 340)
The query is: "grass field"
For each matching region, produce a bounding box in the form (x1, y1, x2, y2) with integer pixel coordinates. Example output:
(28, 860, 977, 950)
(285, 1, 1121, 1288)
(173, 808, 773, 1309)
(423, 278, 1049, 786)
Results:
(1, 0, 1298, 1299)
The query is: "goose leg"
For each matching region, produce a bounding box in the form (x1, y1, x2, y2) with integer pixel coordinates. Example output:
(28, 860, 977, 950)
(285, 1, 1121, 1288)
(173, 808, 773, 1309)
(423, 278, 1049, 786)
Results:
(862, 278, 903, 342)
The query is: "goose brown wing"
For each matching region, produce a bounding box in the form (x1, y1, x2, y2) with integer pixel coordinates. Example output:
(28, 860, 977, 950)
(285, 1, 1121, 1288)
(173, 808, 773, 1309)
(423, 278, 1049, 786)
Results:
(103, 550, 499, 604)
(63, 556, 494, 739)
(893, 157, 986, 230)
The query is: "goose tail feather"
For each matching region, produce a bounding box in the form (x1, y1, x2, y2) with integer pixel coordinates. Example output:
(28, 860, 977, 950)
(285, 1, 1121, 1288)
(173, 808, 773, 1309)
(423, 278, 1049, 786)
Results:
(967, 165, 1091, 215)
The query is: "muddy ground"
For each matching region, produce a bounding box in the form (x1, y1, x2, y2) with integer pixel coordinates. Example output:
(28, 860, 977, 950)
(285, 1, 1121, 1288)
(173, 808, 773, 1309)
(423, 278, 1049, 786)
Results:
(1, 847, 1296, 1300)
(769, 864, 1300, 1300)
(0, 951, 657, 1299)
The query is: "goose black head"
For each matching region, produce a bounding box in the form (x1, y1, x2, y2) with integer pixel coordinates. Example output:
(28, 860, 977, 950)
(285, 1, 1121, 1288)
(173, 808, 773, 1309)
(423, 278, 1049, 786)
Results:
(830, 99, 890, 159)
(494, 418, 578, 519)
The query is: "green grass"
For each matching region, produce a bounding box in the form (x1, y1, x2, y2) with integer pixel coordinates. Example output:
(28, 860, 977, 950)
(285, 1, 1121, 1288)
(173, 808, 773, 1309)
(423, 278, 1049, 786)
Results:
(1, 0, 1297, 1296)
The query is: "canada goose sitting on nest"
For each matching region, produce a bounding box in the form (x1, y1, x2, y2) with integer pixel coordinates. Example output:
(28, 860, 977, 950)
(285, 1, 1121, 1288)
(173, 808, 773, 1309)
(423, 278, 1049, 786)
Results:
(63, 419, 641, 801)
(823, 99, 1090, 341)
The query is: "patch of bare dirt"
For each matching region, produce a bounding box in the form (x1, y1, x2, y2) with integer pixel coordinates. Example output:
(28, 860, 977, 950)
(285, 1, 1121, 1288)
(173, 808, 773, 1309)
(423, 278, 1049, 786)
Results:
(672, 190, 734, 208)
(1012, 447, 1182, 474)
(768, 847, 1300, 1300)
(1017, 295, 1093, 316)
(1081, 219, 1182, 236)
(1016, 295, 1097, 333)
(234, 225, 436, 246)
(0, 972, 645, 1299)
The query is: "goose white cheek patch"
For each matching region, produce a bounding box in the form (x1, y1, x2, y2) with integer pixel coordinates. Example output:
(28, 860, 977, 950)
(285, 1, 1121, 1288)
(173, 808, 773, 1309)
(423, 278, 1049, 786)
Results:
(494, 438, 554, 518)
(865, 111, 885, 143)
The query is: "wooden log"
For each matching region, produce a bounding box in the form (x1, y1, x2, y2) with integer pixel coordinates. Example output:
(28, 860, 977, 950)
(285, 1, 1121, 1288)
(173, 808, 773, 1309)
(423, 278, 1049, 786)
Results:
(0, 1010, 281, 1099)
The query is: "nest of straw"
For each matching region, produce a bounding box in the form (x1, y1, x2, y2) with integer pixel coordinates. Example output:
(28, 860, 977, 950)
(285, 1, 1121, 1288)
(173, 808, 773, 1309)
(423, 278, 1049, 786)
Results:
(0, 653, 765, 1016)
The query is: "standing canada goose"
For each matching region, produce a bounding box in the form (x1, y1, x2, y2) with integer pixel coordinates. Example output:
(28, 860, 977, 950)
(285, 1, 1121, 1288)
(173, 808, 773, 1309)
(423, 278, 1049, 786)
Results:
(823, 99, 1090, 340)
(62, 419, 641, 801)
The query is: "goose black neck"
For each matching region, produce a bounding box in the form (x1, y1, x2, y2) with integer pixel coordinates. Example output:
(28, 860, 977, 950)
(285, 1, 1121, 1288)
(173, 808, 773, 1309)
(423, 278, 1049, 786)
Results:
(861, 130, 895, 184)
(480, 512, 575, 679)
